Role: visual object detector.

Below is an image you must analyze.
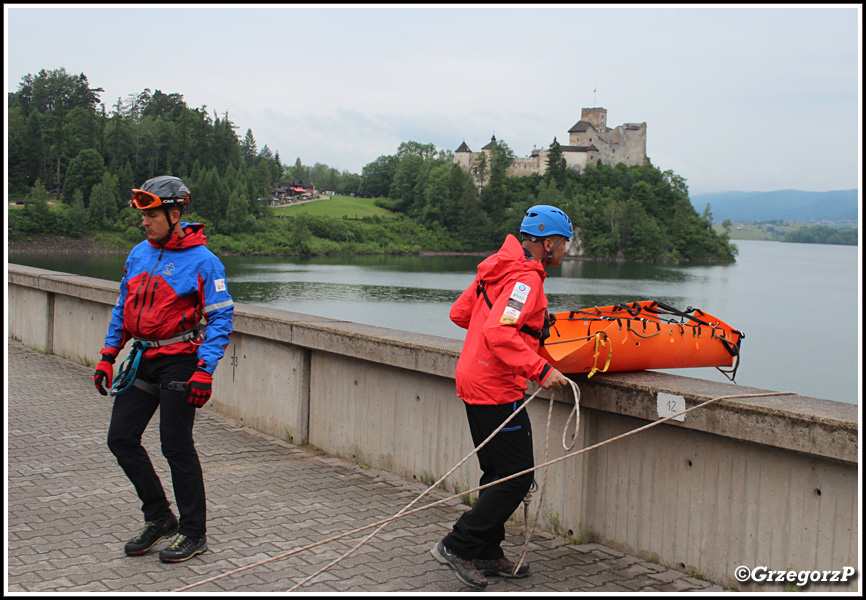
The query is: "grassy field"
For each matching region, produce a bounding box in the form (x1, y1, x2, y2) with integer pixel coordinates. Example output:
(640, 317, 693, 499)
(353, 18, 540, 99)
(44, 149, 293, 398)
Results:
(715, 222, 781, 241)
(271, 195, 394, 219)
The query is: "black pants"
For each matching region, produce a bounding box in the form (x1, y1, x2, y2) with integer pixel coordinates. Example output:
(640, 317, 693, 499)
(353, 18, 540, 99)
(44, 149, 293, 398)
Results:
(107, 353, 206, 537)
(443, 401, 534, 560)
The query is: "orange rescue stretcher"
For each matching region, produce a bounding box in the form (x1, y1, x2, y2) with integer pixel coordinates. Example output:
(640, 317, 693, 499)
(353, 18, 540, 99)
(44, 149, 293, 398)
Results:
(539, 301, 744, 381)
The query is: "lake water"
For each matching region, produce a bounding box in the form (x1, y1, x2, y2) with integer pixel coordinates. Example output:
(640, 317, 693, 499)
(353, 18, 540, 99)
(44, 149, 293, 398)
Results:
(8, 239, 861, 404)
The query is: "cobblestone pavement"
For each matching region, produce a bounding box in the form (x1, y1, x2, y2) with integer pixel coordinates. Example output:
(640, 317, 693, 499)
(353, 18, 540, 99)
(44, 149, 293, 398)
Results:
(6, 339, 725, 593)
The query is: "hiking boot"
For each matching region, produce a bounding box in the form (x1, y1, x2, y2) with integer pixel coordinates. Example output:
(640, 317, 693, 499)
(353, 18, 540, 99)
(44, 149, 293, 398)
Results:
(474, 556, 531, 578)
(431, 541, 488, 590)
(124, 511, 179, 556)
(158, 534, 207, 563)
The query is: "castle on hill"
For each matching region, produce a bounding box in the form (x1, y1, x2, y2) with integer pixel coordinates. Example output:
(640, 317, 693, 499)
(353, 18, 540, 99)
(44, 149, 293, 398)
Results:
(454, 107, 647, 181)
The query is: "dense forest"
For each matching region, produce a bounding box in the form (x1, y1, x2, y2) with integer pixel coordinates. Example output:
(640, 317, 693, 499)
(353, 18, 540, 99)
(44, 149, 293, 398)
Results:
(8, 67, 737, 262)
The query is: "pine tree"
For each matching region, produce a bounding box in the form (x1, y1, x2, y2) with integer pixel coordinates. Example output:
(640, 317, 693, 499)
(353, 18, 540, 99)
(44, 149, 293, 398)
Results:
(545, 137, 567, 189)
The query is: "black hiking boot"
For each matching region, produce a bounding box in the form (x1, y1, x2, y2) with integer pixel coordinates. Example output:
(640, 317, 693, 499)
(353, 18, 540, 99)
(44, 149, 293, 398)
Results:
(431, 540, 488, 590)
(158, 533, 208, 563)
(124, 510, 179, 556)
(474, 556, 531, 578)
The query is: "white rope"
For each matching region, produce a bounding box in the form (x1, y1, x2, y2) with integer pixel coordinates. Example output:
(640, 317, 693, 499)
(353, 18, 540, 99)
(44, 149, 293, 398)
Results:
(172, 389, 793, 592)
(285, 384, 542, 591)
(176, 385, 547, 593)
(513, 378, 581, 576)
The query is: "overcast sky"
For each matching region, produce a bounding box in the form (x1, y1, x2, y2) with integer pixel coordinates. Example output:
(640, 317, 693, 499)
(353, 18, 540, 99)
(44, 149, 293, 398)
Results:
(5, 4, 862, 195)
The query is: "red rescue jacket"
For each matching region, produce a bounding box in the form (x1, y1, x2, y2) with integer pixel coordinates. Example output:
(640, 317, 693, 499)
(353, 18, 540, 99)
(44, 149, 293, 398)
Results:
(451, 234, 552, 405)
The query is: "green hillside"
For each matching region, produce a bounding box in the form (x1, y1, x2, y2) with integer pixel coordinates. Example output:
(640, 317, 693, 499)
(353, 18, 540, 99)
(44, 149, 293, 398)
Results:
(272, 195, 394, 219)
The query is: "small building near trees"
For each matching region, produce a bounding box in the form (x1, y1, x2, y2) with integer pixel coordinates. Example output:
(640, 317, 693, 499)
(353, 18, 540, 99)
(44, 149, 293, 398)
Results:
(273, 179, 316, 203)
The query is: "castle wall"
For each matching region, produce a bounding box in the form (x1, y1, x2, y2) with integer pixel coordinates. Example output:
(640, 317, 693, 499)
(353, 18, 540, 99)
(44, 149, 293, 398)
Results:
(569, 128, 597, 146)
(563, 150, 590, 171)
(506, 155, 545, 177)
(455, 151, 473, 172)
(596, 123, 647, 167)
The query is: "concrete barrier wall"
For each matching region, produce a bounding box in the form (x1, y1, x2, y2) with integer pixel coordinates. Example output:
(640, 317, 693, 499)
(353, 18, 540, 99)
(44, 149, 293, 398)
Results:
(7, 264, 859, 591)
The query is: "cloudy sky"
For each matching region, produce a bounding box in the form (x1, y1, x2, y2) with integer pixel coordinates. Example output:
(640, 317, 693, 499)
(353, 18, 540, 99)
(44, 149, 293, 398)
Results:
(5, 4, 861, 195)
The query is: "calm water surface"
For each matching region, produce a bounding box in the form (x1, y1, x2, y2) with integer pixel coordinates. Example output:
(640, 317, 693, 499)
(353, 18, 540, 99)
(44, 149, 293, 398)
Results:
(8, 240, 860, 404)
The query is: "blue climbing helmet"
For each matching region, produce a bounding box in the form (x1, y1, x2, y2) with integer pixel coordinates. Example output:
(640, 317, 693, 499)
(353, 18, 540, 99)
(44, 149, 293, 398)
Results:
(520, 205, 573, 240)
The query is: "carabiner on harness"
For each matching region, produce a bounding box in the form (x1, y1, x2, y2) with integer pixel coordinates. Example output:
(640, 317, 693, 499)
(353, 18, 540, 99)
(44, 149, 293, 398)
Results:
(110, 340, 146, 397)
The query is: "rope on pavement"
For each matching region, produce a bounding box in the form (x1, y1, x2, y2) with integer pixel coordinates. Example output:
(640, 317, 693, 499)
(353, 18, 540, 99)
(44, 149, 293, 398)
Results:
(172, 388, 794, 592)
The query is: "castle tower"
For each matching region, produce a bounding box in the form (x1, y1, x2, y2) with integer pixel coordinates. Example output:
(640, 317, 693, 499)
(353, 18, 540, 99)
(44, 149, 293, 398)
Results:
(454, 141, 473, 171)
(581, 107, 607, 131)
(481, 135, 497, 153)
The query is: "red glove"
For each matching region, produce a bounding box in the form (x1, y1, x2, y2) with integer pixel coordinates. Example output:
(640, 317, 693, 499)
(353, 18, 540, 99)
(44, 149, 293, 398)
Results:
(185, 368, 213, 407)
(94, 347, 120, 396)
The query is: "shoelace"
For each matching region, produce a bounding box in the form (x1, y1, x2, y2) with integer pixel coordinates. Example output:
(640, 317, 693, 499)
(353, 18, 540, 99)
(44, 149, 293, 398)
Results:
(460, 559, 484, 578)
(168, 534, 191, 550)
(133, 521, 160, 539)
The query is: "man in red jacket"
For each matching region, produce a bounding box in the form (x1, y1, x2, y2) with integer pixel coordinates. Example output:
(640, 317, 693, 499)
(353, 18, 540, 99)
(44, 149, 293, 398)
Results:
(432, 205, 572, 590)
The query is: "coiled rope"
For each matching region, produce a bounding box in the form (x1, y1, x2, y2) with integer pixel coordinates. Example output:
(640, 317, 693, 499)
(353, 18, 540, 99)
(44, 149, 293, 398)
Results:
(173, 387, 793, 592)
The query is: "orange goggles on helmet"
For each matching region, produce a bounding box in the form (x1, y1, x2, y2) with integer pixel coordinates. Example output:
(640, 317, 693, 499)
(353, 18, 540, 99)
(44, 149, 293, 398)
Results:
(130, 189, 163, 210)
(130, 189, 190, 210)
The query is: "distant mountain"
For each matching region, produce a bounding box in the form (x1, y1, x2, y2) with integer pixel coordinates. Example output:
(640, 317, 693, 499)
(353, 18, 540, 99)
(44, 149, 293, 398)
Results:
(690, 189, 858, 222)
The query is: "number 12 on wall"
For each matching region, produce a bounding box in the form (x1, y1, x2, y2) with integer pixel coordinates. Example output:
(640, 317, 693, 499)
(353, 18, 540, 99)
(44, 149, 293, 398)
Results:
(657, 392, 686, 421)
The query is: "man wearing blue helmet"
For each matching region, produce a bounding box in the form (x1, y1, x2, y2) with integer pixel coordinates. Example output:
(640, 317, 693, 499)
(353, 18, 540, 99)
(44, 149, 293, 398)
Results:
(432, 205, 571, 590)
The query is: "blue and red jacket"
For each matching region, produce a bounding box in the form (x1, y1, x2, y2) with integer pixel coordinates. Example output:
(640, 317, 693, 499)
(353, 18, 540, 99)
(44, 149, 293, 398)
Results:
(101, 222, 234, 375)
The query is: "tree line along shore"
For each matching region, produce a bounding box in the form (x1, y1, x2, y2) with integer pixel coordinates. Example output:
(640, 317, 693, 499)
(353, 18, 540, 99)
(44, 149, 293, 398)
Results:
(8, 67, 737, 262)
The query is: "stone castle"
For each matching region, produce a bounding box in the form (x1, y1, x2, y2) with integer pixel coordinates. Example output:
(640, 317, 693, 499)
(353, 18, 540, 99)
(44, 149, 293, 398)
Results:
(454, 107, 647, 181)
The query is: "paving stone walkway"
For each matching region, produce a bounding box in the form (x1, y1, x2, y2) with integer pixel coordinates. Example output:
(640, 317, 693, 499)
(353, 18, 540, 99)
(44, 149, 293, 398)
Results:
(6, 339, 725, 593)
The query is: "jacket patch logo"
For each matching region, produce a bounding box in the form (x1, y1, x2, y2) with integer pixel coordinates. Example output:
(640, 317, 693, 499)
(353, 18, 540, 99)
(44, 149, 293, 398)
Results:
(510, 282, 530, 303)
(500, 282, 530, 325)
(162, 263, 176, 276)
(501, 307, 520, 324)
(214, 278, 227, 292)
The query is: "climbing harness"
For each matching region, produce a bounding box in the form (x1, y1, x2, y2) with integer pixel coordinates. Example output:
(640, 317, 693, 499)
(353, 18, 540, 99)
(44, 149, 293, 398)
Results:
(109, 326, 202, 397)
(173, 386, 795, 593)
(136, 325, 203, 349)
(110, 341, 146, 396)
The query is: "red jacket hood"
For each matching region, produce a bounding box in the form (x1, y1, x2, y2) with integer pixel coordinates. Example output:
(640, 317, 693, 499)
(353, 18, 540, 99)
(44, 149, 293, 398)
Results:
(476, 234, 547, 286)
(148, 222, 207, 250)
